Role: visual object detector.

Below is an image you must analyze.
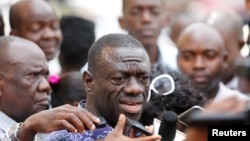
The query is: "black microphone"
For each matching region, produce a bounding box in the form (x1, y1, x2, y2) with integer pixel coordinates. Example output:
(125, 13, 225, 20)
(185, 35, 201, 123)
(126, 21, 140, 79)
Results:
(158, 111, 178, 141)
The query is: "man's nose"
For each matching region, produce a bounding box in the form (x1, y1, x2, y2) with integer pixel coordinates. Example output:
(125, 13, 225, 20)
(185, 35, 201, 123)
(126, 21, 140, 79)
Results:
(141, 11, 152, 23)
(39, 77, 52, 95)
(42, 27, 56, 39)
(123, 77, 144, 94)
(193, 56, 205, 69)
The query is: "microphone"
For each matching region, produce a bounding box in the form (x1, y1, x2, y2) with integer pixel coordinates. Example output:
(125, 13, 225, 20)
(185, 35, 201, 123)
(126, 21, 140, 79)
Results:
(158, 111, 178, 141)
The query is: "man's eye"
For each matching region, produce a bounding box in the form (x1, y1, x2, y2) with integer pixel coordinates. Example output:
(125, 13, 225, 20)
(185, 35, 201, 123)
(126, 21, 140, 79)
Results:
(130, 9, 141, 16)
(51, 23, 60, 30)
(30, 72, 39, 77)
(205, 52, 217, 59)
(30, 24, 41, 33)
(151, 9, 160, 16)
(139, 76, 150, 84)
(182, 54, 193, 61)
(112, 77, 126, 84)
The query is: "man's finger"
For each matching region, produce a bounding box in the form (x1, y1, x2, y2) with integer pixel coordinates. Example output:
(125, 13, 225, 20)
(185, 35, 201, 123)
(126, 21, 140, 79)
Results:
(113, 114, 126, 134)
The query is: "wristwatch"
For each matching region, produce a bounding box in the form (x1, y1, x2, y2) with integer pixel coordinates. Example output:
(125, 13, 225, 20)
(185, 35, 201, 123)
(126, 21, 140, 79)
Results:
(8, 123, 23, 141)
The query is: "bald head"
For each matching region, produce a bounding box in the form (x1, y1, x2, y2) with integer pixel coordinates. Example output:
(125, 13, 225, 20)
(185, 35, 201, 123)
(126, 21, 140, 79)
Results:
(9, 0, 62, 61)
(9, 0, 55, 29)
(0, 36, 46, 73)
(207, 9, 243, 42)
(177, 22, 225, 53)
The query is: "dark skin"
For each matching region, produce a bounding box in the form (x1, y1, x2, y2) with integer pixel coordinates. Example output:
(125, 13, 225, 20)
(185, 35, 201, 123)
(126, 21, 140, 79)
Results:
(169, 12, 196, 44)
(19, 104, 101, 141)
(10, 0, 62, 61)
(177, 22, 227, 101)
(207, 10, 244, 85)
(220, 31, 244, 84)
(83, 47, 151, 128)
(118, 0, 168, 65)
(104, 114, 161, 141)
(0, 41, 51, 122)
(0, 37, 101, 141)
(245, 0, 250, 16)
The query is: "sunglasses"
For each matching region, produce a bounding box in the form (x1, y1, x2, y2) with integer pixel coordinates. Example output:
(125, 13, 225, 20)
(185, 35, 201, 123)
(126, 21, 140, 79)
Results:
(147, 74, 175, 102)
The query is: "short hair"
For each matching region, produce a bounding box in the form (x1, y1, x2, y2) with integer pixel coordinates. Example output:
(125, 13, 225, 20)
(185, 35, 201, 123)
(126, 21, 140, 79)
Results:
(178, 22, 226, 54)
(88, 33, 146, 72)
(0, 36, 38, 73)
(59, 15, 95, 71)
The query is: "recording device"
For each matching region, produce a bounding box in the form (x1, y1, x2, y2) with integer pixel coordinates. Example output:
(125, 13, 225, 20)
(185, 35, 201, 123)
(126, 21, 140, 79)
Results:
(154, 118, 186, 141)
(158, 111, 178, 141)
(178, 106, 205, 127)
(126, 117, 152, 136)
(95, 116, 107, 128)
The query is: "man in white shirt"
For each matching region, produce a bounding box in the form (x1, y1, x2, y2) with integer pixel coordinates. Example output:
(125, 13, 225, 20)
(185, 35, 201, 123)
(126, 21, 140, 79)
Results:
(0, 36, 101, 141)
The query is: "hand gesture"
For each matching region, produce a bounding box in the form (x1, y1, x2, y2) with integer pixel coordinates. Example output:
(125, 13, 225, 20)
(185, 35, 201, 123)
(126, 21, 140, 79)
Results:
(104, 114, 161, 141)
(19, 104, 101, 140)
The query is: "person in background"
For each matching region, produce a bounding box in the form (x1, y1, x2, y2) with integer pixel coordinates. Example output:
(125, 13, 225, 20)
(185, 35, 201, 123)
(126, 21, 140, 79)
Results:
(168, 10, 198, 45)
(47, 33, 161, 141)
(50, 71, 87, 108)
(9, 0, 62, 62)
(207, 9, 245, 90)
(0, 9, 4, 36)
(245, 0, 250, 20)
(0, 36, 101, 141)
(118, 0, 178, 71)
(234, 0, 250, 95)
(177, 22, 249, 104)
(59, 15, 95, 76)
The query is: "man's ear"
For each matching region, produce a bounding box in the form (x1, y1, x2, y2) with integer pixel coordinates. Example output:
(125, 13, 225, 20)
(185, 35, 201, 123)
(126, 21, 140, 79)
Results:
(162, 12, 171, 27)
(83, 71, 94, 96)
(9, 29, 18, 36)
(223, 51, 229, 69)
(118, 16, 126, 30)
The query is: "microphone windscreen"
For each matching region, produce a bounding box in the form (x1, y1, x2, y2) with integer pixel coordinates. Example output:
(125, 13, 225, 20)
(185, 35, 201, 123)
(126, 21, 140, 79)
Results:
(158, 111, 178, 141)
